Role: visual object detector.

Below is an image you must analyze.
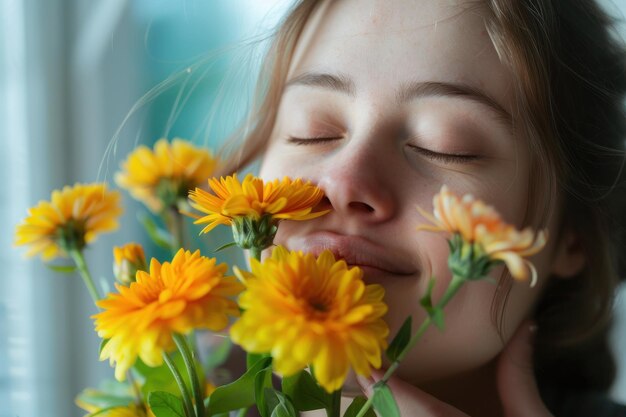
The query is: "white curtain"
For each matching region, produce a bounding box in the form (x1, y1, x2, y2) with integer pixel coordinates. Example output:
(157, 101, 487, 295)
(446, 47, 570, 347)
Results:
(1, 0, 141, 416)
(0, 1, 290, 416)
(2, 0, 75, 415)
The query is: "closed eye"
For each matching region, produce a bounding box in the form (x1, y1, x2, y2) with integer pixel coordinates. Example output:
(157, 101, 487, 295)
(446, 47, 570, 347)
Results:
(407, 144, 481, 163)
(287, 136, 344, 145)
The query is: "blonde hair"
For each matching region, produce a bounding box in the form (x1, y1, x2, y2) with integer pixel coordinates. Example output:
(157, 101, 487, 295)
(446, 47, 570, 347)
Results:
(219, 0, 626, 399)
(219, 0, 322, 175)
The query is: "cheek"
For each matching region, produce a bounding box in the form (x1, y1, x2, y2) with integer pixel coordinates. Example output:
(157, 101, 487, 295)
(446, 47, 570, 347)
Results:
(391, 280, 518, 384)
(393, 280, 505, 382)
(258, 153, 285, 181)
(259, 143, 313, 182)
(390, 232, 541, 383)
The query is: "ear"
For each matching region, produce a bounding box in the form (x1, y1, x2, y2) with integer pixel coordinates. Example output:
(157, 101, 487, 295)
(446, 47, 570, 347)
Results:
(551, 229, 586, 278)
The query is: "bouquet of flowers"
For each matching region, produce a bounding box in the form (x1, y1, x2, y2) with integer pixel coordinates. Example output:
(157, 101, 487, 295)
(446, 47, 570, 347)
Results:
(14, 138, 546, 417)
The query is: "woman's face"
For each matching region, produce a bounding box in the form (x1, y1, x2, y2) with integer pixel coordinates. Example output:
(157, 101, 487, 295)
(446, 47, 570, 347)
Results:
(259, 0, 557, 384)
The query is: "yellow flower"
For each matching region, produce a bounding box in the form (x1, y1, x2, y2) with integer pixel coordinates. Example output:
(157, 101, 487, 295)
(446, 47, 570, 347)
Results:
(189, 174, 329, 233)
(417, 185, 547, 285)
(113, 243, 148, 285)
(94, 249, 244, 381)
(230, 246, 389, 393)
(189, 174, 329, 251)
(115, 138, 218, 213)
(14, 183, 122, 261)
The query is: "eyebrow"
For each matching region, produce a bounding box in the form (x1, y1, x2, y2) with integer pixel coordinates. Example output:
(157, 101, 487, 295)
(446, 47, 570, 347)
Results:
(285, 71, 512, 126)
(397, 80, 512, 125)
(285, 72, 356, 96)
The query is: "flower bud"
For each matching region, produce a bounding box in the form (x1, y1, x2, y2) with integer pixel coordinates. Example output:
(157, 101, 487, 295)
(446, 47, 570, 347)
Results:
(231, 215, 278, 253)
(113, 243, 147, 285)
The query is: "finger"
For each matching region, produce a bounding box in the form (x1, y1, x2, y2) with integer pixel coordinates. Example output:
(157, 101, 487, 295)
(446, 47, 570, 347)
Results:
(357, 371, 470, 417)
(496, 321, 553, 417)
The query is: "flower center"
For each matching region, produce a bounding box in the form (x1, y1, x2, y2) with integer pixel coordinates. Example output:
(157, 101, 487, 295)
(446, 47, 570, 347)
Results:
(305, 294, 334, 320)
(309, 300, 329, 313)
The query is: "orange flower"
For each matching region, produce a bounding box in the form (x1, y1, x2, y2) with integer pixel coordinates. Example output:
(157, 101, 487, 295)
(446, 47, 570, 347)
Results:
(94, 249, 244, 380)
(14, 183, 122, 261)
(230, 246, 388, 392)
(417, 186, 547, 285)
(188, 174, 329, 234)
(115, 138, 218, 212)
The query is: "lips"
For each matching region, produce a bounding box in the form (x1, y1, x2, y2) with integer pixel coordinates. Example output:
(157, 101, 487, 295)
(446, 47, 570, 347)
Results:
(286, 231, 418, 277)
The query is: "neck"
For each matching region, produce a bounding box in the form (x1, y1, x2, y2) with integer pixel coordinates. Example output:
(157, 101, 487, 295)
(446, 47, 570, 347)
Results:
(417, 359, 503, 417)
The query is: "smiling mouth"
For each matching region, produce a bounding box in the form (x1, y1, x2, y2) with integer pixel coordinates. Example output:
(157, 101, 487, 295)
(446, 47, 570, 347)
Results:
(286, 231, 418, 278)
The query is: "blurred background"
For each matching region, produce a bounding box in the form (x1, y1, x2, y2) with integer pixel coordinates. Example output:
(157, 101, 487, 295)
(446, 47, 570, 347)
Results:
(0, 1, 625, 416)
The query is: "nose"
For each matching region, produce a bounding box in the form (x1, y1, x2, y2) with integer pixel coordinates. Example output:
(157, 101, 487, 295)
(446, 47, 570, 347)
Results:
(316, 145, 397, 223)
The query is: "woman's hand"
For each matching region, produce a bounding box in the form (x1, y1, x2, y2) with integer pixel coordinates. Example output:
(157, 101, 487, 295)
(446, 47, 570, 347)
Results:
(357, 321, 553, 416)
(357, 371, 470, 416)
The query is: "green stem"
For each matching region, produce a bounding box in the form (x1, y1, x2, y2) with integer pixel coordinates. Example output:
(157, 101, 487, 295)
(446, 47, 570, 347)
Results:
(69, 249, 101, 305)
(393, 274, 465, 366)
(165, 208, 186, 255)
(174, 333, 205, 417)
(249, 247, 262, 261)
(187, 331, 204, 387)
(328, 389, 342, 417)
(436, 274, 466, 309)
(354, 275, 466, 417)
(163, 351, 194, 417)
(235, 408, 248, 417)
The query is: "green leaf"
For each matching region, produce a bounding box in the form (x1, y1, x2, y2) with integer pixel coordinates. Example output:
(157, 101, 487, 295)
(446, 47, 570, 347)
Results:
(148, 391, 185, 417)
(282, 370, 330, 411)
(419, 278, 447, 329)
(75, 380, 135, 410)
(279, 392, 298, 417)
(213, 241, 237, 253)
(419, 277, 436, 311)
(271, 402, 297, 417)
(247, 352, 270, 370)
(46, 263, 77, 273)
(372, 383, 401, 417)
(134, 355, 188, 398)
(265, 389, 297, 417)
(207, 356, 272, 415)
(138, 211, 173, 249)
(263, 388, 281, 417)
(343, 396, 376, 417)
(386, 316, 412, 362)
(254, 364, 274, 417)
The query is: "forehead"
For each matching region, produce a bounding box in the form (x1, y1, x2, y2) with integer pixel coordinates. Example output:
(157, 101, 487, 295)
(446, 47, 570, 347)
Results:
(287, 0, 514, 113)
